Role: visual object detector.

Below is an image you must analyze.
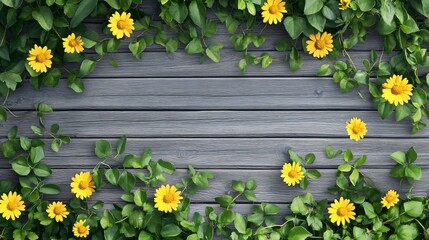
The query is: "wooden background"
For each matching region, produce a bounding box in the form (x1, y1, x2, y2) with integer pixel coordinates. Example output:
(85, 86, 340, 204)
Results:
(3, 4, 429, 215)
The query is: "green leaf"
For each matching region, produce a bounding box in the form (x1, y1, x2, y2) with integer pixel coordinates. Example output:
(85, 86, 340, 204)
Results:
(356, 0, 375, 11)
(218, 210, 236, 225)
(411, 88, 427, 106)
(116, 136, 127, 155)
(33, 163, 52, 177)
(169, 3, 188, 24)
(232, 180, 245, 193)
(307, 169, 320, 179)
(246, 179, 257, 190)
(39, 184, 60, 194)
(188, 0, 206, 28)
(317, 64, 332, 76)
(105, 168, 120, 185)
(0, 71, 22, 91)
(32, 6, 53, 31)
(304, 0, 323, 15)
(234, 213, 247, 234)
(165, 38, 179, 53)
(338, 164, 352, 172)
(206, 43, 223, 63)
(290, 196, 308, 215)
(289, 226, 312, 240)
(11, 156, 31, 176)
(390, 151, 406, 165)
(283, 16, 306, 40)
(305, 153, 316, 164)
(307, 13, 326, 32)
(80, 59, 97, 76)
(161, 224, 181, 237)
(362, 202, 377, 218)
(95, 140, 112, 158)
(397, 224, 418, 240)
(289, 47, 303, 72)
(0, 107, 7, 121)
(354, 155, 367, 167)
(406, 147, 417, 163)
(44, 68, 61, 87)
(380, 0, 395, 25)
(29, 146, 44, 163)
(118, 170, 136, 193)
(70, 0, 97, 28)
(134, 188, 147, 207)
(0, 0, 22, 9)
(349, 169, 360, 186)
(264, 203, 280, 215)
(343, 149, 353, 162)
(395, 105, 411, 121)
(185, 38, 204, 54)
(404, 201, 423, 217)
(138, 231, 153, 240)
(400, 17, 419, 34)
(405, 164, 422, 180)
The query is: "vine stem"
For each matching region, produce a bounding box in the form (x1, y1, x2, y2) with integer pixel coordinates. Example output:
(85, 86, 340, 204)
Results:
(343, 49, 357, 71)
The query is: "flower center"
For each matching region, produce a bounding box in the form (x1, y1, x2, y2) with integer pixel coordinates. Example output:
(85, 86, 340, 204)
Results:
(352, 126, 361, 134)
(68, 39, 78, 47)
(7, 201, 17, 211)
(391, 85, 403, 95)
(54, 205, 63, 215)
(36, 54, 46, 63)
(163, 193, 175, 203)
(117, 20, 127, 29)
(78, 225, 87, 234)
(79, 181, 89, 190)
(386, 195, 396, 203)
(315, 39, 326, 50)
(288, 170, 298, 178)
(337, 207, 348, 217)
(269, 5, 279, 14)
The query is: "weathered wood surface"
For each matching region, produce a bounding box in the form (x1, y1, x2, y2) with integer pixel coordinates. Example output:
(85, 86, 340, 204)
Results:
(2, 14, 429, 211)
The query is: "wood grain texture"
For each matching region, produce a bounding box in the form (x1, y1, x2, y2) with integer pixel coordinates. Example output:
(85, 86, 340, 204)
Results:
(85, 51, 379, 78)
(7, 78, 372, 110)
(0, 138, 425, 169)
(1, 110, 423, 138)
(2, 168, 427, 203)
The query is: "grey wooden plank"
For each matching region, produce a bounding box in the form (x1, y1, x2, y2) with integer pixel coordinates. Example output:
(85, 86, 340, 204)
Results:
(1, 168, 427, 203)
(85, 23, 384, 52)
(1, 138, 425, 169)
(7, 78, 372, 110)
(2, 110, 424, 138)
(85, 51, 393, 78)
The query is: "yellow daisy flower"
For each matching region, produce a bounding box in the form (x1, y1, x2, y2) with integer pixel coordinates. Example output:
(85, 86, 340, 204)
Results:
(328, 197, 356, 226)
(154, 184, 183, 213)
(281, 162, 305, 186)
(306, 32, 334, 58)
(381, 74, 413, 106)
(27, 44, 53, 73)
(346, 117, 367, 141)
(62, 33, 84, 54)
(107, 11, 135, 39)
(73, 219, 90, 238)
(0, 191, 26, 221)
(339, 0, 351, 10)
(261, 0, 287, 25)
(70, 172, 95, 200)
(46, 201, 69, 222)
(381, 190, 399, 209)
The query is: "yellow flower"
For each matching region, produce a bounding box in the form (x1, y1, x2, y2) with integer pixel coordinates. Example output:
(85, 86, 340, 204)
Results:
(71, 172, 95, 200)
(339, 0, 351, 10)
(46, 201, 69, 222)
(62, 33, 84, 54)
(281, 162, 305, 186)
(261, 0, 287, 25)
(107, 11, 135, 39)
(27, 44, 53, 73)
(382, 74, 413, 106)
(73, 219, 90, 238)
(306, 32, 334, 58)
(346, 117, 367, 141)
(381, 190, 399, 209)
(0, 191, 26, 221)
(154, 184, 183, 213)
(328, 197, 356, 226)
